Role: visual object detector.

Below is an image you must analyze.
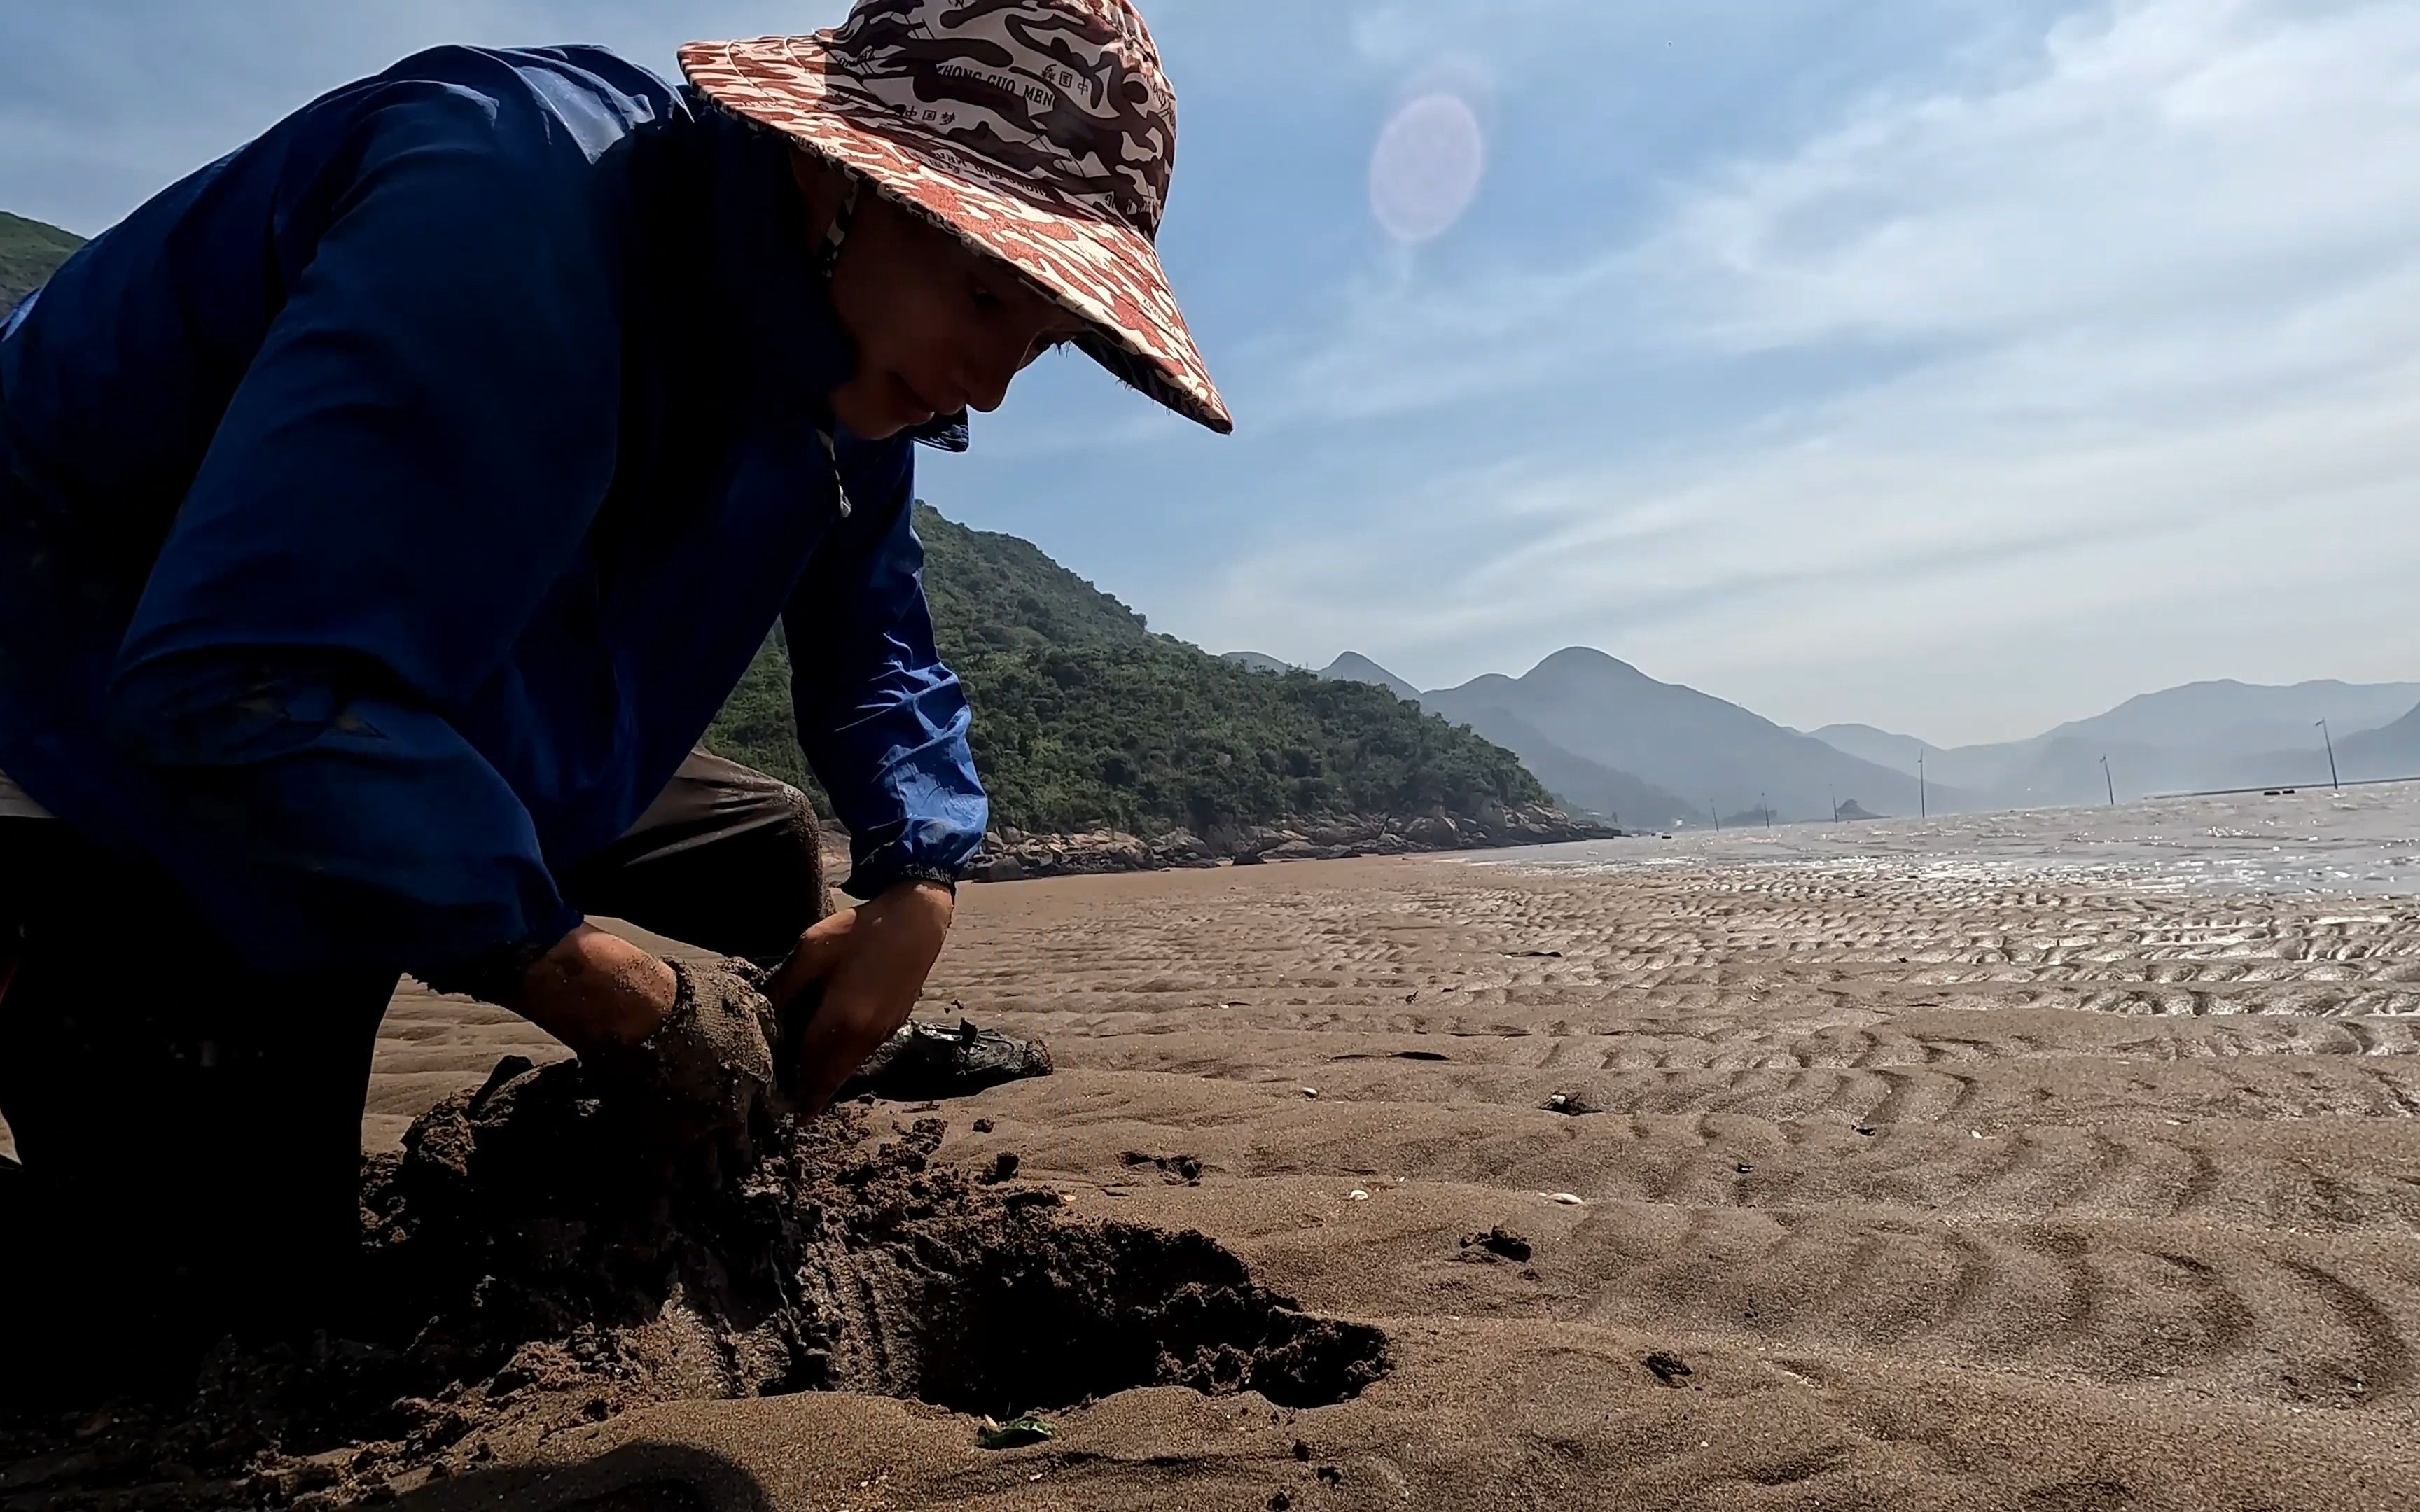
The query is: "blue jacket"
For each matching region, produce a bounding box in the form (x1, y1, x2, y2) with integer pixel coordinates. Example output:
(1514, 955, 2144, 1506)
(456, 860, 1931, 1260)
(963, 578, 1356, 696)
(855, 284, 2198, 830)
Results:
(0, 45, 989, 981)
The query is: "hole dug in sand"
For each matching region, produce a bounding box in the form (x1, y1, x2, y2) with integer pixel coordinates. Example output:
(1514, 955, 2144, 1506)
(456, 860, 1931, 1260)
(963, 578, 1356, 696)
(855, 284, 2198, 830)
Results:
(365, 1056, 1391, 1422)
(4, 998, 1386, 1508)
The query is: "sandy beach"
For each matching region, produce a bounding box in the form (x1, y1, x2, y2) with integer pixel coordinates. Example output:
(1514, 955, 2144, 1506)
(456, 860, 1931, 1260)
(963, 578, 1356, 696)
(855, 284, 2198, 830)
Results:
(14, 794, 2420, 1509)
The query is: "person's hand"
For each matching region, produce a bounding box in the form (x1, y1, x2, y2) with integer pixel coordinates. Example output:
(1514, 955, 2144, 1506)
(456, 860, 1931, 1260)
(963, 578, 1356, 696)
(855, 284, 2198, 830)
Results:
(515, 924, 679, 1057)
(767, 881, 956, 1112)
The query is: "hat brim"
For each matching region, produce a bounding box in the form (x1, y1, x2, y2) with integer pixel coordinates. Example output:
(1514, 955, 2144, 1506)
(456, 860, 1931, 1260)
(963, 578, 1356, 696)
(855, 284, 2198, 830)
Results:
(680, 34, 1233, 435)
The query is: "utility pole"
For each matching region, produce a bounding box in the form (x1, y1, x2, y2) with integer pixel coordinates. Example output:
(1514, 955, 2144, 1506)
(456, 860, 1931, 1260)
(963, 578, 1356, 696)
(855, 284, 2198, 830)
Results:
(2101, 754, 2114, 807)
(1711, 802, 1721, 832)
(2317, 720, 2340, 790)
(1829, 786, 1838, 823)
(1760, 792, 1771, 830)
(1917, 748, 1927, 820)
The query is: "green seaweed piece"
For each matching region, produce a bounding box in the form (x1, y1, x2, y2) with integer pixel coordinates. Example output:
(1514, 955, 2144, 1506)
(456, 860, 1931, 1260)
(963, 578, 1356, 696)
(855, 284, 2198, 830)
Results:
(976, 1415, 1056, 1450)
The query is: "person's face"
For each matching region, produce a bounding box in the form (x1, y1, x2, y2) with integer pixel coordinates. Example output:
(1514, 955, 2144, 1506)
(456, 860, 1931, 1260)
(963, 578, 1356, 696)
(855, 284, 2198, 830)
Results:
(798, 155, 1087, 440)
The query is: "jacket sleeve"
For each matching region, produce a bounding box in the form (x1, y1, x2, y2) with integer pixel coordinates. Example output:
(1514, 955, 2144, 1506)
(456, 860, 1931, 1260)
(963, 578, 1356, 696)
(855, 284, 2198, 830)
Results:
(781, 455, 989, 898)
(104, 84, 623, 979)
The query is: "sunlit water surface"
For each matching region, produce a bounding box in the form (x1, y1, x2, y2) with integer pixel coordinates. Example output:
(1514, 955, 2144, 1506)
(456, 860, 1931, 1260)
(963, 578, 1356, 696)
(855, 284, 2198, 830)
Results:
(1461, 782, 2420, 898)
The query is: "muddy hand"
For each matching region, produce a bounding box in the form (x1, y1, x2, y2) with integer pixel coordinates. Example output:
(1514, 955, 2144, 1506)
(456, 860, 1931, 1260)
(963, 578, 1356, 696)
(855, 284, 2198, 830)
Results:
(515, 925, 678, 1056)
(578, 957, 788, 1144)
(768, 880, 956, 1113)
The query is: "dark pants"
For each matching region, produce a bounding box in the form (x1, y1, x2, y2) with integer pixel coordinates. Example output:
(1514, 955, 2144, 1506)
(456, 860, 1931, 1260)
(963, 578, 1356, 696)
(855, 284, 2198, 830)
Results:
(0, 750, 825, 1397)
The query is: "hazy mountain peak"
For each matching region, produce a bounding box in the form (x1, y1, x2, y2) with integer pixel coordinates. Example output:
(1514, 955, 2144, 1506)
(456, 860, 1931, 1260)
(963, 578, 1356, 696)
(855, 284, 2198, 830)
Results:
(1812, 722, 1946, 766)
(1319, 652, 1419, 703)
(1421, 647, 1944, 822)
(1219, 650, 1294, 675)
(2043, 678, 2420, 755)
(1528, 645, 1641, 681)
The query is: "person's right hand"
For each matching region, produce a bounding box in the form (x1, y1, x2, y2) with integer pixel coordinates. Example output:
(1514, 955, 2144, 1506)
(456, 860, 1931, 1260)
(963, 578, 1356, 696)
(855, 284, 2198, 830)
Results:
(514, 924, 678, 1057)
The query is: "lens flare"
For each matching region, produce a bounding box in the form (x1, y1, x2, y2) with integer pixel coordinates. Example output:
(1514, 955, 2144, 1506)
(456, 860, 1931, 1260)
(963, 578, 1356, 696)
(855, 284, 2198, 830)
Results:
(1369, 92, 1487, 244)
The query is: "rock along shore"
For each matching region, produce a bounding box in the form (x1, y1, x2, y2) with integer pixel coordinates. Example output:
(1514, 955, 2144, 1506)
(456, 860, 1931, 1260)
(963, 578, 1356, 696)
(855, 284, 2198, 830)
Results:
(968, 803, 1616, 883)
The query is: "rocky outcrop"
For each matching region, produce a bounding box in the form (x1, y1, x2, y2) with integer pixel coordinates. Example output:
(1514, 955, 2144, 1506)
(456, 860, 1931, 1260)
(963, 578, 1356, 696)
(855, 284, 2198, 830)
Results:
(968, 803, 1615, 883)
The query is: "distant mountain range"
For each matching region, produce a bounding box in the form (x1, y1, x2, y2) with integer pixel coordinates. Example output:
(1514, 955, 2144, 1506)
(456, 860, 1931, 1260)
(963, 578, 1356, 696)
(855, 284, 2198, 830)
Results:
(1406, 696, 1695, 830)
(1426, 648, 1971, 824)
(1805, 724, 1947, 771)
(1319, 652, 1419, 704)
(1807, 679, 2420, 804)
(1318, 649, 1956, 826)
(1218, 650, 1297, 677)
(2339, 704, 2420, 778)
(1309, 651, 2420, 826)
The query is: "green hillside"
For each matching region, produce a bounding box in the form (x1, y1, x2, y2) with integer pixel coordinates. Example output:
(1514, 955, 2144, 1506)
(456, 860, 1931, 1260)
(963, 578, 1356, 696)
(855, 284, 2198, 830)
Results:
(709, 505, 1553, 836)
(0, 211, 85, 315)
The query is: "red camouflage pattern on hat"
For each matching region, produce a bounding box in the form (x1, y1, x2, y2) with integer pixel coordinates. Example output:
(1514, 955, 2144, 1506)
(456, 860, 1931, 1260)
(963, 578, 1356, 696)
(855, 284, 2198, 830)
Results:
(681, 0, 1231, 433)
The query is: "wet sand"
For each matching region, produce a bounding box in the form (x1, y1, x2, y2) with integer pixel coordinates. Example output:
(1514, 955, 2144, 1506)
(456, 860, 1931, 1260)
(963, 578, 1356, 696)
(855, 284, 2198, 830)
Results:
(356, 846, 2420, 1511)
(17, 844, 2420, 1508)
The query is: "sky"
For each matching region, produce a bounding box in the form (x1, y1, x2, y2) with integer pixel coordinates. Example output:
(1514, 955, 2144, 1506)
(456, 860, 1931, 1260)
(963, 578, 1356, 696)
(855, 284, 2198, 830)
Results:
(4, 0, 2415, 746)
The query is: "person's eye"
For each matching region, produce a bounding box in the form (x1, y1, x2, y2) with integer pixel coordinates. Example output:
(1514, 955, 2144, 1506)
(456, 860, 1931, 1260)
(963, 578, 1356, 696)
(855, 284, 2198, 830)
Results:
(971, 283, 1004, 314)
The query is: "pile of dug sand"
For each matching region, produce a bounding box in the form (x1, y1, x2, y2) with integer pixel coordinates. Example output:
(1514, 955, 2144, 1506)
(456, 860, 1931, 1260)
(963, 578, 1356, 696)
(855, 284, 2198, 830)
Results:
(0, 964, 1386, 1511)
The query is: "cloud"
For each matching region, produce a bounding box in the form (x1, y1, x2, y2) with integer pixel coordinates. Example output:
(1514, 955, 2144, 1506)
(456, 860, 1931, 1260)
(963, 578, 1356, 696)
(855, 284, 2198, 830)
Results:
(1286, 0, 2420, 410)
(1184, 0, 2420, 741)
(1639, 0, 2420, 351)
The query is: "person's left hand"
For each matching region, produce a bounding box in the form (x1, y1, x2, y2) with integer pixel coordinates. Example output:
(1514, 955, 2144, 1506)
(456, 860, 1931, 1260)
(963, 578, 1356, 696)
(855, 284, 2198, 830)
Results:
(767, 880, 956, 1112)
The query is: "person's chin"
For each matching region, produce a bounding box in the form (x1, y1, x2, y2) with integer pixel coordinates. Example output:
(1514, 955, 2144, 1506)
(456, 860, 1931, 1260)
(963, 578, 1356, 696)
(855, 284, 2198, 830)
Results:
(828, 394, 907, 441)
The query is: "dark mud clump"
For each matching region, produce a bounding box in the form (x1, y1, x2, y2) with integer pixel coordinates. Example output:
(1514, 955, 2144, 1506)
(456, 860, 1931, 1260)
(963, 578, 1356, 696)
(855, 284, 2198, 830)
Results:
(837, 1018, 1055, 1102)
(0, 989, 1386, 1509)
(1458, 1226, 1534, 1264)
(1120, 1151, 1205, 1185)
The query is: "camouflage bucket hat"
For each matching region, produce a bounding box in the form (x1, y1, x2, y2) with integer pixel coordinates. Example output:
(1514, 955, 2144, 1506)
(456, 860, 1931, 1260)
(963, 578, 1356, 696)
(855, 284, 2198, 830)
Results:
(682, 0, 1232, 434)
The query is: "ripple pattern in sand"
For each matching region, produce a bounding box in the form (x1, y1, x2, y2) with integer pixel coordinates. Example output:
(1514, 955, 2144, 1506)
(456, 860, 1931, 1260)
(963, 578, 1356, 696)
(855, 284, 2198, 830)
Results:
(249, 853, 2420, 1510)
(922, 857, 2420, 1470)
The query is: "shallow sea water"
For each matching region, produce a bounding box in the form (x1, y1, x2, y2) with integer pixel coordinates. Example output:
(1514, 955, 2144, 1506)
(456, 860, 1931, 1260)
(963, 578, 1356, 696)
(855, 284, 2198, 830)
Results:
(1463, 780, 2420, 897)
